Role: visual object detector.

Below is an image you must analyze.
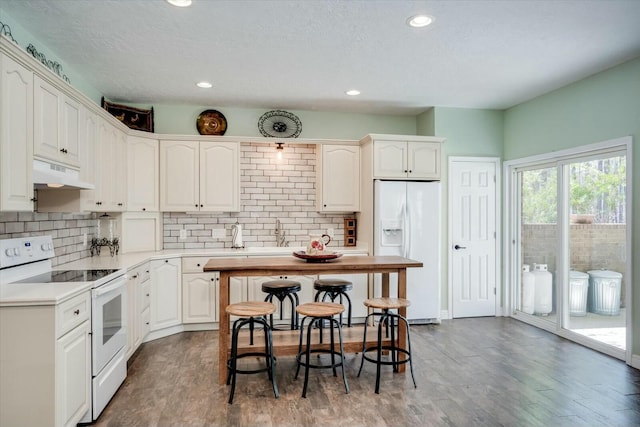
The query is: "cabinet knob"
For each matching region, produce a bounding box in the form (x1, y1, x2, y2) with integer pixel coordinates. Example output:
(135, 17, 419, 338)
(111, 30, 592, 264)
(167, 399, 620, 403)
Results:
(118, 202, 123, 206)
(197, 263, 201, 267)
(409, 170, 412, 173)
(200, 204, 203, 208)
(404, 169, 408, 173)
(146, 293, 150, 297)
(165, 260, 168, 263)
(142, 208, 146, 211)
(210, 278, 214, 282)
(195, 204, 198, 208)
(145, 321, 149, 325)
(30, 197, 37, 202)
(73, 309, 80, 315)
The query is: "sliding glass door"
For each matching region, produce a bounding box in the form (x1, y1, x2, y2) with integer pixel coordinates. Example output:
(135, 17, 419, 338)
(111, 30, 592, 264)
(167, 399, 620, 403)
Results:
(508, 139, 630, 360)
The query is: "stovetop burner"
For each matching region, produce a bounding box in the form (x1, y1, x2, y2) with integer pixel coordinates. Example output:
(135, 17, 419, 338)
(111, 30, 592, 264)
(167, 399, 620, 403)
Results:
(13, 269, 121, 284)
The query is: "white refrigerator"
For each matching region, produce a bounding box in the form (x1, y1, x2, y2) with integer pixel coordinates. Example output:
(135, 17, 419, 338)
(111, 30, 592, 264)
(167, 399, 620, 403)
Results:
(374, 180, 441, 322)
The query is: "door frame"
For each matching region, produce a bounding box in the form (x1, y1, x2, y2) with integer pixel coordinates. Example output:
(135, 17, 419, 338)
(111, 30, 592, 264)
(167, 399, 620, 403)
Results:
(502, 136, 633, 365)
(447, 156, 502, 318)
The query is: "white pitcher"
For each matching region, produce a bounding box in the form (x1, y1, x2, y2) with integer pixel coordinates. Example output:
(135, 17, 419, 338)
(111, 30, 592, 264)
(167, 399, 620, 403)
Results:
(306, 234, 331, 255)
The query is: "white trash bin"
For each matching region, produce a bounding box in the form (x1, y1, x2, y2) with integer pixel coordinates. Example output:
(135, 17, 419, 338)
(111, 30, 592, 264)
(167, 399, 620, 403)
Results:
(587, 270, 622, 316)
(569, 270, 589, 316)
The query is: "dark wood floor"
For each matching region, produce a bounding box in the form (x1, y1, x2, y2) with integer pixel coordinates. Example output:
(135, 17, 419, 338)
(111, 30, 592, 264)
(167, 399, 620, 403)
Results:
(94, 318, 640, 427)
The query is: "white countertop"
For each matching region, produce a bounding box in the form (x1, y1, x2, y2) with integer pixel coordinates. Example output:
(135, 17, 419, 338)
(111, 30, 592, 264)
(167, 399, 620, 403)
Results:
(0, 246, 368, 307)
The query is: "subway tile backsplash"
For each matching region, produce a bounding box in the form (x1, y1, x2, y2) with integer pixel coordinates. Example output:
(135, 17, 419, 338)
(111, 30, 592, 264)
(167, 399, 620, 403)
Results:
(163, 143, 351, 249)
(0, 211, 96, 267)
(1, 143, 354, 263)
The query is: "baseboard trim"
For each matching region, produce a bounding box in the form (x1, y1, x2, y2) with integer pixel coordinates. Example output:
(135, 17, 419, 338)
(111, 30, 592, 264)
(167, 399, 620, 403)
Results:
(631, 353, 640, 370)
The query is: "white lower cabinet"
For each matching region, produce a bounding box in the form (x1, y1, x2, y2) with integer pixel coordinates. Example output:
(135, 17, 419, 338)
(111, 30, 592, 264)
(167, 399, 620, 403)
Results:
(126, 262, 151, 359)
(182, 272, 217, 323)
(0, 292, 91, 427)
(149, 258, 181, 331)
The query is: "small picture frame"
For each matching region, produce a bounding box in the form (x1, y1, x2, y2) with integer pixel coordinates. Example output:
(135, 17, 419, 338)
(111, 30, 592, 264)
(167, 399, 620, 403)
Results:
(102, 97, 154, 132)
(344, 218, 357, 246)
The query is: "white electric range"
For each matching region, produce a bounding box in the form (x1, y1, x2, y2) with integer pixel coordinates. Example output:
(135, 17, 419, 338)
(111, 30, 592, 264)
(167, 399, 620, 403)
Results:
(0, 235, 127, 423)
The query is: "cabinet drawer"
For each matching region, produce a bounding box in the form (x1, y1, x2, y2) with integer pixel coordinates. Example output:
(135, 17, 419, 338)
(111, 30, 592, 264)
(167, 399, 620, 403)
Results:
(140, 279, 151, 311)
(56, 291, 91, 338)
(139, 262, 151, 283)
(182, 257, 209, 273)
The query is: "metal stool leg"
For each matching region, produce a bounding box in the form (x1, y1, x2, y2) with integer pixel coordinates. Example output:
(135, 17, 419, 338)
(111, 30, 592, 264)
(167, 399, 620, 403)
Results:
(302, 317, 314, 398)
(335, 317, 349, 394)
(357, 313, 373, 377)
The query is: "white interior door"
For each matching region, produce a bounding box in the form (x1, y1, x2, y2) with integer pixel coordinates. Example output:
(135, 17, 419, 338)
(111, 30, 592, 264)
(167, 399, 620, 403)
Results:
(450, 158, 499, 318)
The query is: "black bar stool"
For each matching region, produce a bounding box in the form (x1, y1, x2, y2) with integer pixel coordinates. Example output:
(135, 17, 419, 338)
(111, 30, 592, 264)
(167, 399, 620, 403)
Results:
(357, 297, 416, 394)
(262, 279, 302, 330)
(225, 301, 279, 404)
(294, 302, 350, 398)
(313, 278, 353, 327)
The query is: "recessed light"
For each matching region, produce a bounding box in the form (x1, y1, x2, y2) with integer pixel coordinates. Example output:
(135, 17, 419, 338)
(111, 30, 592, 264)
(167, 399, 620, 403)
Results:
(167, 0, 192, 7)
(407, 14, 433, 28)
(196, 81, 212, 88)
(345, 89, 360, 96)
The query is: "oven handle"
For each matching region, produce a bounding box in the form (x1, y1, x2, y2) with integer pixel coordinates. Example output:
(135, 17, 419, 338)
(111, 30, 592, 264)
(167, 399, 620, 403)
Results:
(94, 275, 128, 297)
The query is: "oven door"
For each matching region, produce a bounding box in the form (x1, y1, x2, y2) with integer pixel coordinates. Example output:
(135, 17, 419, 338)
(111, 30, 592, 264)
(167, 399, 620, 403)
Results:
(92, 275, 127, 376)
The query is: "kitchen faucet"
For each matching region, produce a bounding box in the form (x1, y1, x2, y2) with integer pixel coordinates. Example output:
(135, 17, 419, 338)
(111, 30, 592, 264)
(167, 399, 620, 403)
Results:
(274, 219, 289, 247)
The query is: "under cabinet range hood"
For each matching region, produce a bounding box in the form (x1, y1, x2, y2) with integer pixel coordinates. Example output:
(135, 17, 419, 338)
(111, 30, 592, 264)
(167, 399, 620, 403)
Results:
(33, 159, 95, 190)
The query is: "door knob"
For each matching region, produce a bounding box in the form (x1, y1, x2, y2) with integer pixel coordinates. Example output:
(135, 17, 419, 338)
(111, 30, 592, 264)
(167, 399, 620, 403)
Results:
(454, 244, 467, 250)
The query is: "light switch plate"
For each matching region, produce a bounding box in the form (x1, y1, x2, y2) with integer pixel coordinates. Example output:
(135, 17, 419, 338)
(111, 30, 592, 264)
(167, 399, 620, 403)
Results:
(212, 228, 226, 238)
(179, 229, 187, 240)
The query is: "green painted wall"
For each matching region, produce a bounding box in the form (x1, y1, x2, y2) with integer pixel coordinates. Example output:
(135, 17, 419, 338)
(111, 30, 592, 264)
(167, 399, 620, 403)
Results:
(416, 107, 435, 136)
(131, 103, 417, 139)
(504, 57, 640, 358)
(429, 107, 505, 311)
(0, 8, 102, 104)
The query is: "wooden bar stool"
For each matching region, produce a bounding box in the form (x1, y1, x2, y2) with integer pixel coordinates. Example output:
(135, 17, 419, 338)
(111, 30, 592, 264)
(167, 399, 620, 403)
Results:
(357, 297, 417, 394)
(294, 302, 350, 398)
(225, 301, 279, 404)
(262, 279, 302, 330)
(313, 278, 353, 327)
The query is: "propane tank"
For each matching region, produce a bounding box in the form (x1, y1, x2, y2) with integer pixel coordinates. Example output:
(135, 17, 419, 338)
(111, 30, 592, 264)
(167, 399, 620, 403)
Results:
(533, 263, 553, 315)
(521, 264, 535, 314)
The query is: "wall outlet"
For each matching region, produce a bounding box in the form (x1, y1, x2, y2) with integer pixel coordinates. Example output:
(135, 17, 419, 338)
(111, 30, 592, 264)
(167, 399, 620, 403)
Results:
(82, 233, 87, 246)
(327, 228, 334, 238)
(212, 228, 226, 239)
(179, 229, 187, 240)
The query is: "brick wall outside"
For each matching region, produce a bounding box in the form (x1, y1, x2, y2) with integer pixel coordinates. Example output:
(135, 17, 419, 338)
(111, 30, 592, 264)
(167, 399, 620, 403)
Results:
(522, 223, 627, 305)
(162, 143, 352, 249)
(0, 211, 96, 267)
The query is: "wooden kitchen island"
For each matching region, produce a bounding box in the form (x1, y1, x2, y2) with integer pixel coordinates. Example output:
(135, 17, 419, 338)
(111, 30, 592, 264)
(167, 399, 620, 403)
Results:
(203, 255, 423, 384)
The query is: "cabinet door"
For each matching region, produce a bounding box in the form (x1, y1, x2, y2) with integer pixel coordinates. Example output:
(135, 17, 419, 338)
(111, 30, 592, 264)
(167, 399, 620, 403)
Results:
(200, 142, 240, 212)
(56, 321, 90, 427)
(126, 272, 139, 359)
(408, 142, 440, 179)
(127, 136, 159, 211)
(137, 280, 151, 347)
(33, 75, 62, 162)
(61, 95, 81, 167)
(92, 119, 115, 208)
(160, 141, 199, 211)
(0, 54, 34, 211)
(79, 107, 97, 185)
(318, 144, 360, 212)
(110, 130, 128, 211)
(149, 258, 182, 331)
(373, 140, 407, 178)
(182, 272, 216, 323)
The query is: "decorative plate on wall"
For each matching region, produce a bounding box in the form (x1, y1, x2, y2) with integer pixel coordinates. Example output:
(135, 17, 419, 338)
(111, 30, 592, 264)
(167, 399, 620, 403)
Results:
(258, 110, 302, 138)
(196, 109, 227, 135)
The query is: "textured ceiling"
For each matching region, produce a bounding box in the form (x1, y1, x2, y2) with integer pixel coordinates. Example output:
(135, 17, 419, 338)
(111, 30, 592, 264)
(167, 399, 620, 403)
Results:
(2, 0, 640, 115)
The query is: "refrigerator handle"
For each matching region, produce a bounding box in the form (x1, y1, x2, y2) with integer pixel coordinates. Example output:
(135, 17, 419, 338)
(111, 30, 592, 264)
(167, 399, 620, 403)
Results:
(405, 200, 411, 258)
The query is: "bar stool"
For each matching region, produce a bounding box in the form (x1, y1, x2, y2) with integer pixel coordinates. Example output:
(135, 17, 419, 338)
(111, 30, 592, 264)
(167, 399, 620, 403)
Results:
(313, 278, 353, 327)
(262, 279, 302, 330)
(225, 301, 279, 404)
(294, 302, 350, 398)
(357, 297, 416, 394)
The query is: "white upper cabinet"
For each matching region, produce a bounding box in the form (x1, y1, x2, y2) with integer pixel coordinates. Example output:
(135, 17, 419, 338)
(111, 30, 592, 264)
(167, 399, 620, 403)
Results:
(317, 144, 360, 212)
(160, 140, 240, 212)
(79, 106, 97, 186)
(0, 52, 34, 212)
(33, 75, 81, 167)
(200, 141, 240, 212)
(370, 136, 443, 180)
(127, 135, 158, 212)
(160, 140, 199, 211)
